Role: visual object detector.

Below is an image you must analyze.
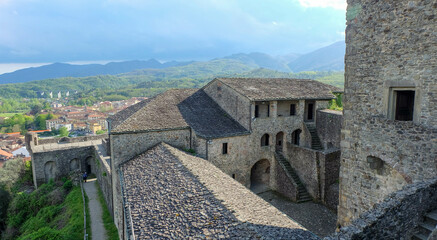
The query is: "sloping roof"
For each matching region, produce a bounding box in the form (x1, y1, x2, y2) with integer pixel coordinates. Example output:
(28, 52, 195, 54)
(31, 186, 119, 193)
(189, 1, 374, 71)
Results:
(110, 89, 249, 138)
(0, 149, 13, 158)
(110, 89, 195, 133)
(120, 143, 317, 239)
(212, 78, 341, 101)
(108, 97, 156, 130)
(178, 90, 249, 139)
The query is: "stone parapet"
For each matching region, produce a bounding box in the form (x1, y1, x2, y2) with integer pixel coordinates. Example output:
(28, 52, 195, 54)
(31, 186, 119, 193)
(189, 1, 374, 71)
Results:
(326, 177, 437, 239)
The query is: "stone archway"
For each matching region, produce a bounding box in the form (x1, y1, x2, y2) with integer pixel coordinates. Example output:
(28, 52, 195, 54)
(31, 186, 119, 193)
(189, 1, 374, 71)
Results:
(292, 129, 302, 146)
(85, 156, 94, 174)
(44, 161, 56, 182)
(250, 159, 271, 193)
(276, 131, 284, 152)
(70, 158, 79, 171)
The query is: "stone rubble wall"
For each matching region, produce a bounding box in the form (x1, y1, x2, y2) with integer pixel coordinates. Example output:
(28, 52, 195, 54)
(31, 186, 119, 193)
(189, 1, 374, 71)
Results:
(286, 144, 320, 198)
(95, 145, 113, 217)
(319, 150, 341, 210)
(203, 79, 252, 130)
(326, 177, 437, 240)
(110, 129, 191, 236)
(339, 0, 437, 226)
(316, 110, 342, 150)
(31, 146, 96, 188)
(286, 143, 340, 204)
(38, 134, 108, 145)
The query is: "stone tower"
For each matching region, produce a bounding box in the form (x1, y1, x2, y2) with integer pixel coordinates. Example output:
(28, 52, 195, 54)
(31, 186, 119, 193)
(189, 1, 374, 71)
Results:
(338, 0, 437, 226)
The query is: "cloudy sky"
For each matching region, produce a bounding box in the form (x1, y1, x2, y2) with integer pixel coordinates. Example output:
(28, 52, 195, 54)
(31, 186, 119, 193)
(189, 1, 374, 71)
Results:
(0, 0, 346, 63)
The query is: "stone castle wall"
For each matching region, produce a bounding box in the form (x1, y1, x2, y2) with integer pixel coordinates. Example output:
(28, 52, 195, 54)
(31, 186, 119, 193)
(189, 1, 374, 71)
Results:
(110, 129, 191, 234)
(327, 177, 437, 239)
(203, 79, 251, 130)
(316, 109, 342, 150)
(38, 134, 108, 145)
(109, 129, 191, 168)
(339, 0, 437, 226)
(31, 147, 96, 187)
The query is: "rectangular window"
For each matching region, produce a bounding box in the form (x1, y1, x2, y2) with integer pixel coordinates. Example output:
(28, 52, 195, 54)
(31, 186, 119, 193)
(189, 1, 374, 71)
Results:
(267, 104, 270, 117)
(254, 105, 259, 118)
(389, 88, 415, 121)
(395, 91, 415, 121)
(290, 104, 296, 116)
(222, 143, 228, 154)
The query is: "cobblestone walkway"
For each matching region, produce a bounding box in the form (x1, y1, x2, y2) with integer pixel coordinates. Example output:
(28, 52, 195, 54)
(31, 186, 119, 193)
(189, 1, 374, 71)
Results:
(83, 178, 107, 240)
(258, 190, 337, 238)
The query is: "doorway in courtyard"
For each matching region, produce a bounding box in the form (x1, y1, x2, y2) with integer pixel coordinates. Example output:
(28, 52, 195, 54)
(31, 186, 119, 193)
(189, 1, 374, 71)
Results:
(85, 156, 93, 174)
(276, 131, 284, 152)
(305, 100, 315, 122)
(250, 159, 270, 193)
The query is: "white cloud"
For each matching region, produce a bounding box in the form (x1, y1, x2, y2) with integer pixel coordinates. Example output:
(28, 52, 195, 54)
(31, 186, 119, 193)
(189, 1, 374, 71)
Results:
(0, 0, 10, 6)
(298, 0, 346, 10)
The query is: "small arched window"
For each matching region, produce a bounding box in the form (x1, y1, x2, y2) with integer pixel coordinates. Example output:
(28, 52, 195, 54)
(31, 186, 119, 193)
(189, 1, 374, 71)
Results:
(261, 134, 270, 146)
(292, 129, 301, 145)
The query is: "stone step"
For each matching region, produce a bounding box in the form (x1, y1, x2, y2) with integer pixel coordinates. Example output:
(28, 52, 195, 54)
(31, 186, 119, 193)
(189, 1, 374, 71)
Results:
(427, 212, 437, 222)
(419, 222, 435, 232)
(412, 233, 428, 240)
(297, 197, 312, 203)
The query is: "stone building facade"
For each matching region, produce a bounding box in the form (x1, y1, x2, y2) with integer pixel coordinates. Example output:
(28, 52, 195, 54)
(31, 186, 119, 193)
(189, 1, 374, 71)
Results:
(107, 78, 342, 235)
(338, 0, 437, 227)
(27, 77, 343, 239)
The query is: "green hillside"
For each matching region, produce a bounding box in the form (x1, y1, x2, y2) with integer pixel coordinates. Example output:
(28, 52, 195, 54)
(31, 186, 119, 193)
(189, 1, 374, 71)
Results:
(0, 59, 344, 105)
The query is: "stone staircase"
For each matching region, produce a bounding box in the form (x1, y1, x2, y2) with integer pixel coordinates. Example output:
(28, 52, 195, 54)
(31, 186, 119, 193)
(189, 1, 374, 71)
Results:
(412, 208, 437, 240)
(275, 151, 312, 203)
(305, 123, 323, 150)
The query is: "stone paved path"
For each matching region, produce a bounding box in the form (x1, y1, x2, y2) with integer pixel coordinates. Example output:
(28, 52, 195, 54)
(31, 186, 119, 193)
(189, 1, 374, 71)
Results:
(258, 190, 337, 238)
(83, 178, 107, 240)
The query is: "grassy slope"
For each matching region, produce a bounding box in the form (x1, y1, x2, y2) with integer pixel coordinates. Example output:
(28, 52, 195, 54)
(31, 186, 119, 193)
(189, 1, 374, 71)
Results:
(95, 181, 119, 239)
(4, 182, 85, 240)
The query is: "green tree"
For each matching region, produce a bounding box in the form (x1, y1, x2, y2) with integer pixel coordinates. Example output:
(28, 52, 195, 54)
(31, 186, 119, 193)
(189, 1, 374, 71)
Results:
(59, 127, 69, 137)
(0, 186, 10, 231)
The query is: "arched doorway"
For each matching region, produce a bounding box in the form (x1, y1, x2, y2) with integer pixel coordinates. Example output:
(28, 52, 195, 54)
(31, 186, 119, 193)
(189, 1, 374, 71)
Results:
(292, 129, 302, 146)
(70, 158, 79, 171)
(250, 159, 270, 193)
(261, 134, 270, 146)
(44, 161, 56, 182)
(276, 131, 284, 152)
(85, 156, 93, 174)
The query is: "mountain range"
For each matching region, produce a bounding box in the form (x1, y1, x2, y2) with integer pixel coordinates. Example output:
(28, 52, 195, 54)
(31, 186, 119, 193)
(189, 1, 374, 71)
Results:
(0, 41, 345, 85)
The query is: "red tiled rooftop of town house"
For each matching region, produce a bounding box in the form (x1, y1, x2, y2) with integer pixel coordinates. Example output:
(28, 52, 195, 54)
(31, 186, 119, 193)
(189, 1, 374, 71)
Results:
(0, 149, 13, 158)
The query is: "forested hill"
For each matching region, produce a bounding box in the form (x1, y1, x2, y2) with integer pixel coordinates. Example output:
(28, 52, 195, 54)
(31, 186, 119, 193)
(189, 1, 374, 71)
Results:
(0, 58, 344, 101)
(0, 59, 192, 84)
(0, 41, 345, 85)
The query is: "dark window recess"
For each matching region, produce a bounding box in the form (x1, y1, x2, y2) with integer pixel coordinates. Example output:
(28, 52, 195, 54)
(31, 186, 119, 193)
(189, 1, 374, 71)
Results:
(222, 143, 228, 154)
(290, 104, 296, 116)
(292, 129, 301, 145)
(395, 91, 415, 121)
(232, 174, 236, 179)
(255, 105, 259, 118)
(307, 103, 314, 120)
(261, 134, 269, 146)
(267, 105, 270, 117)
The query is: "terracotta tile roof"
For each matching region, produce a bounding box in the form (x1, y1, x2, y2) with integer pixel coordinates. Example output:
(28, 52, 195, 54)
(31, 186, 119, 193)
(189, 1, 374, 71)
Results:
(211, 78, 341, 101)
(110, 89, 248, 138)
(120, 143, 316, 239)
(0, 149, 13, 158)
